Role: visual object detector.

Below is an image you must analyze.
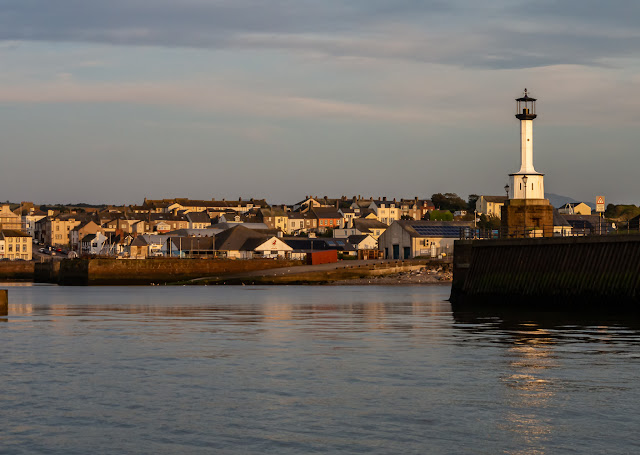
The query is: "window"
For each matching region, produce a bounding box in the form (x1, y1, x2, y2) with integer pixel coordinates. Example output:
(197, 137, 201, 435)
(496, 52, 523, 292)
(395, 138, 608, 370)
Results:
(8, 245, 12, 252)
(56, 225, 60, 231)
(22, 245, 26, 252)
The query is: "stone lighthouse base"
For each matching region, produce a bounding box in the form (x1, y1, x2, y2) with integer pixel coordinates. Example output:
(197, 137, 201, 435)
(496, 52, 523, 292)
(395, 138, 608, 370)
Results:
(501, 199, 554, 238)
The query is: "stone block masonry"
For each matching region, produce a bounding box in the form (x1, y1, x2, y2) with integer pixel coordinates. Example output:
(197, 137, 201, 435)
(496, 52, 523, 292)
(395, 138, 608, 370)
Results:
(57, 258, 303, 285)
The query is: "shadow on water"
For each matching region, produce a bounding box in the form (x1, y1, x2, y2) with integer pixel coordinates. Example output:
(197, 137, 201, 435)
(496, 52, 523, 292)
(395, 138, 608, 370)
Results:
(453, 308, 640, 334)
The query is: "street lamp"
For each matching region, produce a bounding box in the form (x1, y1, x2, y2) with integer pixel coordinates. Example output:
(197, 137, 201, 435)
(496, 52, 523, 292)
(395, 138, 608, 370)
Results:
(522, 175, 528, 238)
(503, 184, 510, 238)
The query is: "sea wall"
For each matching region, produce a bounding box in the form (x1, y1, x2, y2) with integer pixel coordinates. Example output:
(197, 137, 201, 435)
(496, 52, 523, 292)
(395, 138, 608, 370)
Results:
(0, 261, 35, 281)
(57, 258, 302, 285)
(450, 235, 640, 309)
(34, 261, 61, 283)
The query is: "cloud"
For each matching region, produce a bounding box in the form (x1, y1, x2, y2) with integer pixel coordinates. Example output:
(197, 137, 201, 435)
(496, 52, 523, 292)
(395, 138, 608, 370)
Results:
(1, 0, 638, 70)
(0, 77, 434, 123)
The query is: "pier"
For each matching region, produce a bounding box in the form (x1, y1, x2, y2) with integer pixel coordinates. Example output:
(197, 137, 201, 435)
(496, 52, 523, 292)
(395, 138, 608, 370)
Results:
(450, 235, 640, 309)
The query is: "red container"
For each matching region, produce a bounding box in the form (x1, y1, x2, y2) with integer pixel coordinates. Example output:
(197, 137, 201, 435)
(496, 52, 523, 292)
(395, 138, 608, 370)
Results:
(306, 250, 338, 265)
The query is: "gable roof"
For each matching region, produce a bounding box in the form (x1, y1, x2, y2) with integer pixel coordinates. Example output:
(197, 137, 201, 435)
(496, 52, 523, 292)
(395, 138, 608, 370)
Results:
(169, 236, 215, 250)
(347, 234, 373, 245)
(214, 225, 269, 251)
(481, 196, 508, 203)
(552, 209, 571, 227)
(0, 229, 31, 238)
(186, 211, 211, 224)
(312, 207, 343, 219)
(353, 218, 388, 232)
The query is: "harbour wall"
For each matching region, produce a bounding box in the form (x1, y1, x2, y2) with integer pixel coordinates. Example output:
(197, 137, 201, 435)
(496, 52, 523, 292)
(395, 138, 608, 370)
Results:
(56, 258, 303, 285)
(450, 235, 640, 309)
(0, 261, 35, 281)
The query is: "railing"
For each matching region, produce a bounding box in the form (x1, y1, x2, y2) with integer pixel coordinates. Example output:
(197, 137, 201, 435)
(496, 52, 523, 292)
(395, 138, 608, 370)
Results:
(461, 222, 617, 240)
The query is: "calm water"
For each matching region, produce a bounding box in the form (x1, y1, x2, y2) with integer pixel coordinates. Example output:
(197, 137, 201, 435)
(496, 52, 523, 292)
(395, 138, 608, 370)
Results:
(1, 284, 639, 454)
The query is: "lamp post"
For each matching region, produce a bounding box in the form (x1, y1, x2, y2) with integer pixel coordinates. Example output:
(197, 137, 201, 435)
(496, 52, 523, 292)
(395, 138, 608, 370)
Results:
(522, 175, 528, 238)
(504, 184, 510, 238)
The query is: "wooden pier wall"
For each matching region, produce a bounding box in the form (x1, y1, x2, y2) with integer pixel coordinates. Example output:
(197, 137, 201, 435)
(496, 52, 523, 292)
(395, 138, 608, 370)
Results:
(450, 235, 640, 309)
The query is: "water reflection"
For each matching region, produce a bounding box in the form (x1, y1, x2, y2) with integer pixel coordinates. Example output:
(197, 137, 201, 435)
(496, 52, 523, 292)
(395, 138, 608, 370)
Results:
(1, 286, 639, 454)
(453, 310, 640, 455)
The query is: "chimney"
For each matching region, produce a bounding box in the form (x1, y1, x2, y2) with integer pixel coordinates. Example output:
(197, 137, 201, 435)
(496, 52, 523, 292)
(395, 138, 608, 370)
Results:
(383, 197, 387, 202)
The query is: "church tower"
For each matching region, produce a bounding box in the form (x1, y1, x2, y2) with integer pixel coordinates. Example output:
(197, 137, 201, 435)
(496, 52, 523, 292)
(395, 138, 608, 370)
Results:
(501, 89, 554, 237)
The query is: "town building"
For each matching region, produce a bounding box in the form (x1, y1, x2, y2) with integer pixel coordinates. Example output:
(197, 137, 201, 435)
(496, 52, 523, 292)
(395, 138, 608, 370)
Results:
(476, 196, 508, 219)
(0, 230, 32, 260)
(312, 207, 344, 233)
(368, 198, 400, 225)
(558, 202, 592, 216)
(400, 198, 435, 220)
(0, 205, 22, 231)
(378, 220, 473, 259)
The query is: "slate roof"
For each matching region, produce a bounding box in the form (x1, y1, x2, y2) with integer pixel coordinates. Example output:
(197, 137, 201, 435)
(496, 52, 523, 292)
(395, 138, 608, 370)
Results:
(552, 209, 571, 227)
(260, 208, 287, 217)
(312, 207, 343, 219)
(165, 228, 222, 237)
(282, 237, 351, 251)
(353, 218, 388, 232)
(169, 236, 215, 250)
(0, 230, 31, 238)
(81, 234, 97, 243)
(347, 234, 371, 245)
(214, 225, 270, 251)
(186, 211, 211, 224)
(481, 196, 508, 203)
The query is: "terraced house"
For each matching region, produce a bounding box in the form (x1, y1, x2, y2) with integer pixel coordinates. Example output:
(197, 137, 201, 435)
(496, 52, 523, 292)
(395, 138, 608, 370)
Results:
(0, 230, 32, 260)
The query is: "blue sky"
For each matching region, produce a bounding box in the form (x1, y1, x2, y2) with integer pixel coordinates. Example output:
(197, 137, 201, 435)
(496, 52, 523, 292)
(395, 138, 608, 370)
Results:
(1, 0, 639, 205)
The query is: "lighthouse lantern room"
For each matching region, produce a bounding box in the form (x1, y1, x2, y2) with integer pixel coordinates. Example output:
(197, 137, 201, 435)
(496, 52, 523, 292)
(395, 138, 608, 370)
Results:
(509, 88, 544, 200)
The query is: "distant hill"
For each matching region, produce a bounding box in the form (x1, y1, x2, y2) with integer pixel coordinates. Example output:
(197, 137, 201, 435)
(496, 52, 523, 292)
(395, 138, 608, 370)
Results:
(546, 193, 596, 210)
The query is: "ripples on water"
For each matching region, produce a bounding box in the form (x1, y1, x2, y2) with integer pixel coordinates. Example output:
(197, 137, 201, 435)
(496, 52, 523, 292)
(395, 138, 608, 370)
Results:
(1, 284, 639, 454)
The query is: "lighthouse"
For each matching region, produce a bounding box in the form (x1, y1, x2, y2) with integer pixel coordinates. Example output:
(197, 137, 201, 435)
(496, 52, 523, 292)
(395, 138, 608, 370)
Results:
(501, 89, 554, 237)
(509, 89, 544, 199)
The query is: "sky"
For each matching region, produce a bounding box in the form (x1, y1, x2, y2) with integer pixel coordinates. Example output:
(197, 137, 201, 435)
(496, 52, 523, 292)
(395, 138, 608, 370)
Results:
(1, 0, 639, 205)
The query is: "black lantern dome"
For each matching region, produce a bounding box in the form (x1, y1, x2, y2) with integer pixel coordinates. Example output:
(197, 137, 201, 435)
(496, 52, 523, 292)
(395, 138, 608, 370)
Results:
(515, 88, 537, 120)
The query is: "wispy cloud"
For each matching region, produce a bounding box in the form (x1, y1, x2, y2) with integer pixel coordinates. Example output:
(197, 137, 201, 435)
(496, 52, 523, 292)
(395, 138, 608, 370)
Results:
(1, 1, 638, 69)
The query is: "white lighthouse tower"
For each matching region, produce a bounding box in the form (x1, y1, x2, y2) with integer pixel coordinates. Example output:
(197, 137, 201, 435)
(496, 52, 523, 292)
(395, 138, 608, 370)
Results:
(501, 89, 553, 237)
(509, 89, 544, 200)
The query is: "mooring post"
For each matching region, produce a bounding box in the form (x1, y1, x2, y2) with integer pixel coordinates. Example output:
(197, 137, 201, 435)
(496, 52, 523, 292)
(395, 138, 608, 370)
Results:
(0, 289, 7, 316)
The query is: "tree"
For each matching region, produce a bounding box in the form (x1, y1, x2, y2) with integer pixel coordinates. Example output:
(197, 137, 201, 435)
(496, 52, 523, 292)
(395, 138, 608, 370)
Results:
(428, 210, 453, 221)
(430, 193, 467, 212)
(477, 214, 501, 230)
(467, 194, 480, 211)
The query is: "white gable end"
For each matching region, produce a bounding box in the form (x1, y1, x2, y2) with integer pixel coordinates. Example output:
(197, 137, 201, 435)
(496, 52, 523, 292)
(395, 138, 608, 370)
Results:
(254, 237, 293, 252)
